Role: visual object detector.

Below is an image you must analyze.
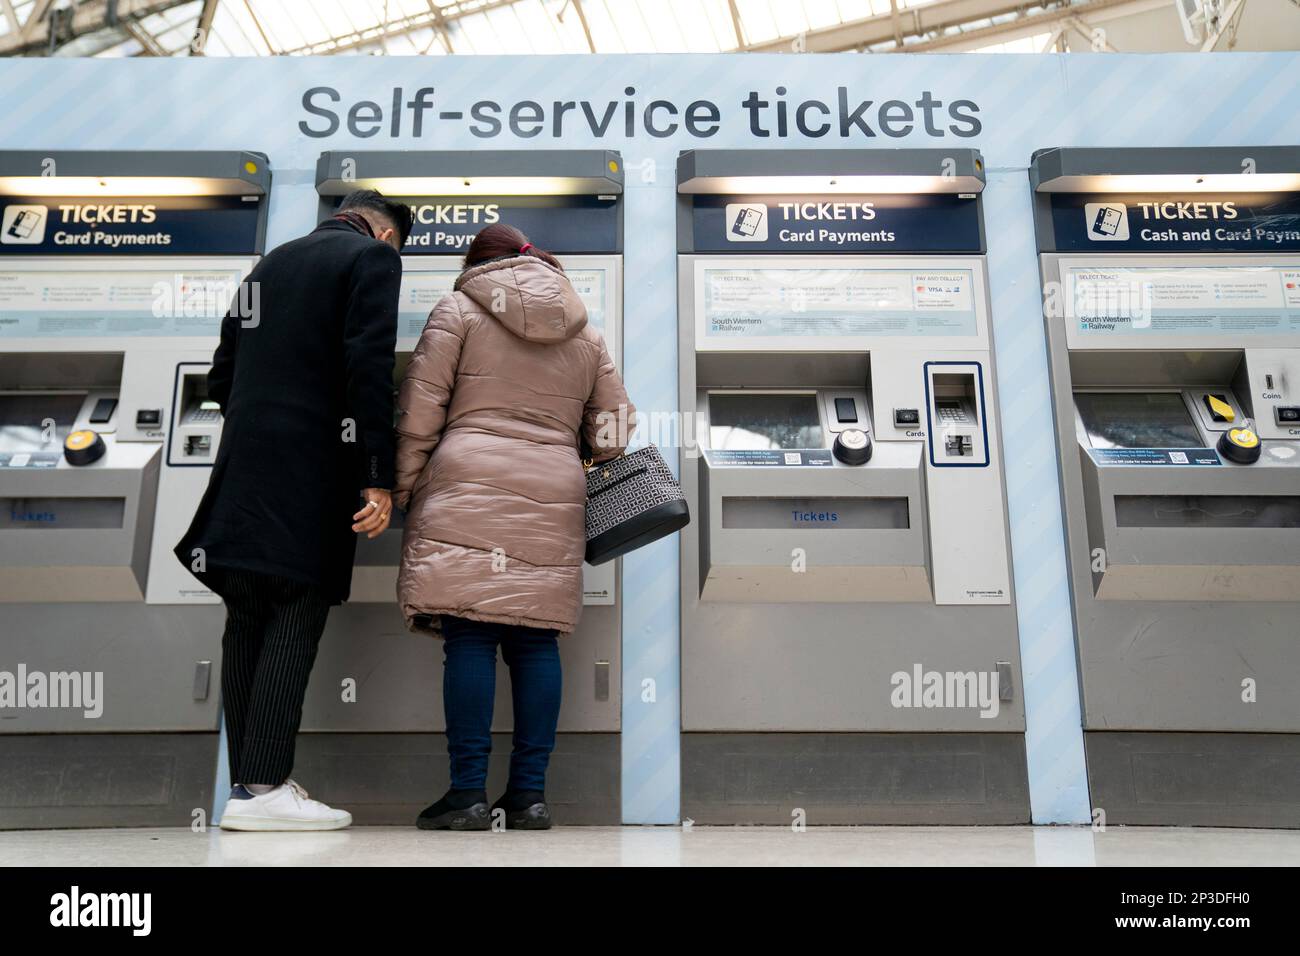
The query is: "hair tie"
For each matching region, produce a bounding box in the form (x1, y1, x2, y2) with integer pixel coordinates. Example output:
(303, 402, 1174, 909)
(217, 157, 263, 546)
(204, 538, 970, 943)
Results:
(519, 242, 532, 253)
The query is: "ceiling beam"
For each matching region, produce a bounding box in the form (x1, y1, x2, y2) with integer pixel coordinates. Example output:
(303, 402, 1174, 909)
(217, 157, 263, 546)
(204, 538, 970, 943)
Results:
(905, 0, 1168, 51)
(241, 0, 275, 54)
(190, 0, 220, 55)
(275, 0, 527, 57)
(124, 18, 167, 55)
(1, 0, 188, 55)
(0, 0, 19, 36)
(727, 0, 745, 48)
(742, 0, 1160, 53)
(424, 0, 455, 54)
(1201, 0, 1246, 51)
(565, 0, 595, 53)
(19, 0, 54, 40)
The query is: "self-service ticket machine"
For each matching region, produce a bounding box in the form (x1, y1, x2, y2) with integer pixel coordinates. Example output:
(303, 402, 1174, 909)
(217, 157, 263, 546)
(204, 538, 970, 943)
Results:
(1031, 147, 1300, 827)
(305, 150, 624, 823)
(677, 149, 1028, 823)
(0, 150, 269, 828)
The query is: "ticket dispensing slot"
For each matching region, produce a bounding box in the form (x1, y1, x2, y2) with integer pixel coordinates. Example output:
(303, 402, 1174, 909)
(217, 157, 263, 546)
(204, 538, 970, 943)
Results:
(0, 353, 160, 601)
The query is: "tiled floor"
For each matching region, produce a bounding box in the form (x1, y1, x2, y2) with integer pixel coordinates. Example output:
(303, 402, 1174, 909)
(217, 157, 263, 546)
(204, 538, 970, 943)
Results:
(1, 824, 1297, 866)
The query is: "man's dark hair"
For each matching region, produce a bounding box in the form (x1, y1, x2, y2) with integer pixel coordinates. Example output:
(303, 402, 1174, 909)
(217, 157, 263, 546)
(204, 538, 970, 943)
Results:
(339, 189, 414, 246)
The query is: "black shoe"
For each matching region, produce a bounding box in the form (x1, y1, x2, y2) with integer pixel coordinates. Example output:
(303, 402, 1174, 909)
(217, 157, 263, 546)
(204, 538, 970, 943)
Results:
(417, 789, 490, 831)
(492, 790, 552, 830)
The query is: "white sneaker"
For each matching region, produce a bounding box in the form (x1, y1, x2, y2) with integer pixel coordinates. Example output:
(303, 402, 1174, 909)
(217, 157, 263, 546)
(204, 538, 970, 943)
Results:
(219, 779, 353, 832)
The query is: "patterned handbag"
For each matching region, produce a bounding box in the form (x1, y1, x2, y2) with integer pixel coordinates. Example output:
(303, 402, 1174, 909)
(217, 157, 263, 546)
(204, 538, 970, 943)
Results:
(584, 445, 690, 566)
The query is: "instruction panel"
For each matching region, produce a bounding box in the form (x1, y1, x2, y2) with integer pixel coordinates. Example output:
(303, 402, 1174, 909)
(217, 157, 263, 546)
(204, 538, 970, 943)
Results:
(700, 266, 979, 339)
(0, 264, 247, 337)
(1068, 265, 1300, 337)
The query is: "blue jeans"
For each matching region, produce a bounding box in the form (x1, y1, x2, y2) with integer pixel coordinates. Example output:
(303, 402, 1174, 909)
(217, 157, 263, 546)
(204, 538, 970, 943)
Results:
(441, 615, 561, 793)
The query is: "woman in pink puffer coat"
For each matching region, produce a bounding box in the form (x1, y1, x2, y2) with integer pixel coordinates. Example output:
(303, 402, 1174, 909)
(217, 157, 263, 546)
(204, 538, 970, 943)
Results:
(394, 224, 633, 831)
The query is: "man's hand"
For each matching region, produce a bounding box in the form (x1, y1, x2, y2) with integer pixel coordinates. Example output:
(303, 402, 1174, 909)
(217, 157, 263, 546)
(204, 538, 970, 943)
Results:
(352, 488, 392, 539)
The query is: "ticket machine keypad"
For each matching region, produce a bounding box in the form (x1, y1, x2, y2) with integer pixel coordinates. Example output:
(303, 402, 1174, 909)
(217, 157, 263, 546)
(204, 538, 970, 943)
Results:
(184, 405, 221, 425)
(937, 402, 972, 425)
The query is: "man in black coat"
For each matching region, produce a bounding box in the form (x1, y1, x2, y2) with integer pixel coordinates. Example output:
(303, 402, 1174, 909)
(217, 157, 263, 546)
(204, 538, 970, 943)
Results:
(176, 190, 412, 831)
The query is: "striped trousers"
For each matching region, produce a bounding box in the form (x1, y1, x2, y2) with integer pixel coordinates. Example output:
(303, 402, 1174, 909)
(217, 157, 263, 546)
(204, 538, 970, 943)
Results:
(212, 569, 331, 786)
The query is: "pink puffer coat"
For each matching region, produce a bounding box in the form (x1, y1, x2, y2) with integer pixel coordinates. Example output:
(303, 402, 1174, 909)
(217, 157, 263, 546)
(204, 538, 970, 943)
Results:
(393, 255, 633, 635)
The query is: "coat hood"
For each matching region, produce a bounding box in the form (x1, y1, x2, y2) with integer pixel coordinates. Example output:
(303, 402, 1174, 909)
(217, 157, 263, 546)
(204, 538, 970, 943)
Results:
(456, 255, 588, 343)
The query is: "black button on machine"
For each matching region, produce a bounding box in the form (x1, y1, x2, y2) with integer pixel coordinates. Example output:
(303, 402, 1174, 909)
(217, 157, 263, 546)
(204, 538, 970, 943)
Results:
(1277, 406, 1300, 424)
(833, 428, 872, 466)
(89, 398, 118, 424)
(834, 398, 857, 423)
(136, 408, 162, 428)
(894, 408, 920, 427)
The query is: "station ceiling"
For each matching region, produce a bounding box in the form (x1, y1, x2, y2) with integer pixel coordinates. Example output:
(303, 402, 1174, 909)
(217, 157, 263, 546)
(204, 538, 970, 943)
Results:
(0, 0, 1297, 58)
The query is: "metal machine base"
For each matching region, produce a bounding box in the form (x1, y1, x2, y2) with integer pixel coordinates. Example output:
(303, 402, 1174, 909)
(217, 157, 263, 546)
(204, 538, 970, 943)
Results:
(682, 733, 1030, 824)
(0, 733, 218, 830)
(290, 732, 620, 825)
(1085, 732, 1300, 828)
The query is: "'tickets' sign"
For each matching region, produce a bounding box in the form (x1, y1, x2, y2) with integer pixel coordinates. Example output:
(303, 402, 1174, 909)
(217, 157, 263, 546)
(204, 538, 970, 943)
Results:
(690, 194, 983, 253)
(1049, 193, 1300, 252)
(0, 196, 263, 255)
(329, 195, 621, 255)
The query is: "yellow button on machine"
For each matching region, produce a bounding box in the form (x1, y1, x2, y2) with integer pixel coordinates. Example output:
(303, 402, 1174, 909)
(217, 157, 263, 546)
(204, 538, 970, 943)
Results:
(1216, 420, 1261, 464)
(63, 429, 106, 466)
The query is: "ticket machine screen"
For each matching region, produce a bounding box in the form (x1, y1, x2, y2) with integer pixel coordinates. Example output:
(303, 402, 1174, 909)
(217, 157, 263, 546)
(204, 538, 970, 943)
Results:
(1075, 392, 1201, 449)
(709, 393, 823, 450)
(0, 394, 83, 453)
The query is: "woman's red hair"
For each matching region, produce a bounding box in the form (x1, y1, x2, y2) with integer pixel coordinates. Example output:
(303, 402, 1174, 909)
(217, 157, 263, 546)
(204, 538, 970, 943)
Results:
(463, 223, 563, 272)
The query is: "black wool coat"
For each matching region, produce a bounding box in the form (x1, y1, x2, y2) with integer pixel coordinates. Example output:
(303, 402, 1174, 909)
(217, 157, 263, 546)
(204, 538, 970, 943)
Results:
(175, 219, 402, 603)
